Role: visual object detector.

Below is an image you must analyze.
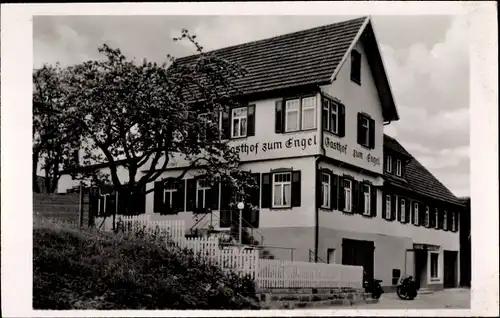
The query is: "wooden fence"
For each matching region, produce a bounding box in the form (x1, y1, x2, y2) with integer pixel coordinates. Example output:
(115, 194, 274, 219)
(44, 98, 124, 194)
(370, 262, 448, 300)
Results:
(95, 214, 363, 289)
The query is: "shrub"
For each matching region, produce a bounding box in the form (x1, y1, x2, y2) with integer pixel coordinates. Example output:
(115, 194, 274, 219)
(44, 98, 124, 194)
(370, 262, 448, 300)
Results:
(33, 222, 260, 310)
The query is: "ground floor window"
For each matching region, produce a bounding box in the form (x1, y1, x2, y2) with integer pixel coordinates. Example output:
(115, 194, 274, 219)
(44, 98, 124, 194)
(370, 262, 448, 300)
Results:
(321, 172, 331, 209)
(430, 252, 439, 278)
(385, 195, 392, 219)
(196, 179, 211, 209)
(343, 179, 352, 212)
(362, 184, 371, 216)
(272, 172, 292, 208)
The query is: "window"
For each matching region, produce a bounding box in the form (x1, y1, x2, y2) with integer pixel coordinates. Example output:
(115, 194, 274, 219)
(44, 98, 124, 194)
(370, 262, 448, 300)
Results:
(322, 100, 330, 131)
(164, 182, 177, 209)
(272, 172, 292, 208)
(301, 96, 317, 130)
(443, 211, 448, 231)
(285, 99, 300, 132)
(327, 248, 336, 264)
(430, 253, 439, 278)
(452, 212, 456, 231)
(344, 179, 352, 212)
(363, 184, 371, 215)
(231, 107, 247, 138)
(394, 195, 399, 219)
(322, 97, 340, 135)
(414, 203, 419, 225)
(351, 49, 361, 84)
(198, 112, 220, 140)
(359, 115, 370, 147)
(386, 156, 392, 173)
(385, 195, 392, 219)
(196, 179, 211, 209)
(396, 159, 402, 176)
(400, 199, 406, 222)
(425, 206, 430, 227)
(321, 173, 331, 209)
(435, 208, 439, 229)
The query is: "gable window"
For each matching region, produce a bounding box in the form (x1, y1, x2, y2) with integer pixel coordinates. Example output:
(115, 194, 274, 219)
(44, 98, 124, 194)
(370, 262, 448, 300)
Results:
(385, 195, 392, 219)
(272, 172, 292, 208)
(443, 210, 448, 230)
(400, 199, 406, 223)
(164, 182, 177, 209)
(386, 156, 393, 173)
(321, 173, 331, 209)
(301, 96, 317, 130)
(396, 159, 402, 176)
(425, 206, 430, 227)
(343, 179, 352, 212)
(196, 179, 211, 209)
(363, 184, 371, 216)
(231, 107, 248, 138)
(414, 202, 419, 225)
(351, 49, 361, 84)
(357, 113, 375, 148)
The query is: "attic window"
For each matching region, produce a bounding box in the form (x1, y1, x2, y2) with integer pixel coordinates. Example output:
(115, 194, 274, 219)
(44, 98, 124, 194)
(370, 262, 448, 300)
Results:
(351, 49, 361, 85)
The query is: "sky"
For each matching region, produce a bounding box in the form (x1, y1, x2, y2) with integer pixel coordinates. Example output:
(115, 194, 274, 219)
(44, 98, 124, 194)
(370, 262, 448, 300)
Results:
(33, 15, 470, 197)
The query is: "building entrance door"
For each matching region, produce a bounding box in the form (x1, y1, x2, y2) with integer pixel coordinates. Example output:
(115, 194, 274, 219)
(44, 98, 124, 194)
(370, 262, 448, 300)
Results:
(443, 250, 458, 288)
(414, 250, 427, 289)
(341, 238, 375, 281)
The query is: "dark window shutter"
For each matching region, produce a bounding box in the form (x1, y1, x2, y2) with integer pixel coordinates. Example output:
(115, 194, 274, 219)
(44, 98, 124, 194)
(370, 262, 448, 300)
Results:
(261, 173, 271, 208)
(136, 184, 146, 215)
(407, 200, 413, 224)
(117, 187, 127, 216)
(391, 195, 397, 221)
(338, 177, 345, 211)
(208, 183, 220, 210)
(172, 179, 185, 213)
(186, 178, 196, 212)
(291, 171, 301, 207)
(321, 97, 328, 131)
(370, 186, 377, 217)
(247, 105, 256, 136)
(275, 100, 283, 133)
(369, 118, 376, 149)
(338, 104, 346, 137)
(249, 173, 261, 228)
(105, 191, 117, 216)
(331, 172, 338, 210)
(219, 183, 233, 227)
(382, 192, 387, 219)
(316, 169, 322, 208)
(153, 181, 164, 213)
(357, 113, 363, 145)
(429, 208, 435, 228)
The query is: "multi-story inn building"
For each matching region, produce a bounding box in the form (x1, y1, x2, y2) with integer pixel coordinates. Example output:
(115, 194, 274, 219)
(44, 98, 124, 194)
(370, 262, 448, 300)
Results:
(58, 16, 464, 291)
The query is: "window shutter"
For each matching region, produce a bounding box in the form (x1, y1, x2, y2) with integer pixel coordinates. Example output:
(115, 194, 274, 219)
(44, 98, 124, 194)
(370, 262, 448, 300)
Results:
(391, 195, 397, 221)
(429, 207, 435, 228)
(316, 169, 322, 208)
(291, 171, 301, 207)
(221, 109, 231, 139)
(338, 177, 345, 211)
(338, 104, 346, 137)
(357, 113, 363, 145)
(405, 199, 411, 223)
(331, 172, 338, 210)
(219, 183, 233, 227)
(172, 180, 185, 213)
(382, 192, 387, 219)
(249, 173, 261, 209)
(136, 184, 146, 215)
(247, 105, 256, 136)
(186, 179, 196, 212)
(275, 100, 283, 133)
(105, 191, 117, 216)
(153, 181, 164, 213)
(261, 173, 271, 208)
(369, 118, 376, 149)
(206, 183, 219, 211)
(370, 186, 377, 217)
(117, 187, 127, 216)
(355, 181, 362, 214)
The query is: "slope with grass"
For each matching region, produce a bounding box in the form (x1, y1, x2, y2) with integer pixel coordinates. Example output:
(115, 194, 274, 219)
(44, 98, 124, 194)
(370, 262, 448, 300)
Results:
(33, 221, 260, 310)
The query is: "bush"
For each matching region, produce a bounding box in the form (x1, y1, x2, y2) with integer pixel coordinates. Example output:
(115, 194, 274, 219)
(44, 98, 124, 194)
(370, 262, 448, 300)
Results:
(33, 222, 260, 310)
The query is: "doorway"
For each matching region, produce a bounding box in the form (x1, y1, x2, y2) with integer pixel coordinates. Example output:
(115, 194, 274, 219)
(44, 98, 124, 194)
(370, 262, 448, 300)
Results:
(443, 250, 458, 288)
(414, 250, 427, 289)
(342, 238, 375, 280)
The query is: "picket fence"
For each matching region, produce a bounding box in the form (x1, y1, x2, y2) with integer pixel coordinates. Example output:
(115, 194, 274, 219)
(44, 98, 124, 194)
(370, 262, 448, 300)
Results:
(94, 215, 362, 289)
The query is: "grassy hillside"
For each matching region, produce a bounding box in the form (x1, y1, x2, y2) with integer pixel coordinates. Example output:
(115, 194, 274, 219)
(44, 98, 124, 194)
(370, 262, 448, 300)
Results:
(33, 220, 260, 309)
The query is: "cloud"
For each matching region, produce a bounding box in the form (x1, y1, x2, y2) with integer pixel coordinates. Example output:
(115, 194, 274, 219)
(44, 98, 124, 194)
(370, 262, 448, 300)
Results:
(382, 14, 470, 196)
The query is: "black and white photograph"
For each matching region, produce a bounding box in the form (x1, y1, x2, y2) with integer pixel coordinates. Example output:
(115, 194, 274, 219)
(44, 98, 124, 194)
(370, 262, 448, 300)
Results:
(1, 2, 498, 317)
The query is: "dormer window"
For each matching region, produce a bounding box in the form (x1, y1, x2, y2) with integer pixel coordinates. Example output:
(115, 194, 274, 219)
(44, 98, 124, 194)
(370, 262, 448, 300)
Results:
(351, 49, 361, 85)
(231, 107, 248, 138)
(386, 156, 393, 173)
(395, 159, 402, 176)
(357, 113, 375, 149)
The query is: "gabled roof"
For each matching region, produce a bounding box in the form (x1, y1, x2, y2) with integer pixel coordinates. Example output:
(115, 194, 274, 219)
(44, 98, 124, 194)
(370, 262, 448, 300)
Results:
(173, 16, 399, 121)
(384, 134, 412, 158)
(383, 135, 463, 206)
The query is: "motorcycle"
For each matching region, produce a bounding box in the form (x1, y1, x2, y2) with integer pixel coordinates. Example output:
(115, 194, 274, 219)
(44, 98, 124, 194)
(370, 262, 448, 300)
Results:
(363, 272, 384, 299)
(396, 275, 418, 300)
